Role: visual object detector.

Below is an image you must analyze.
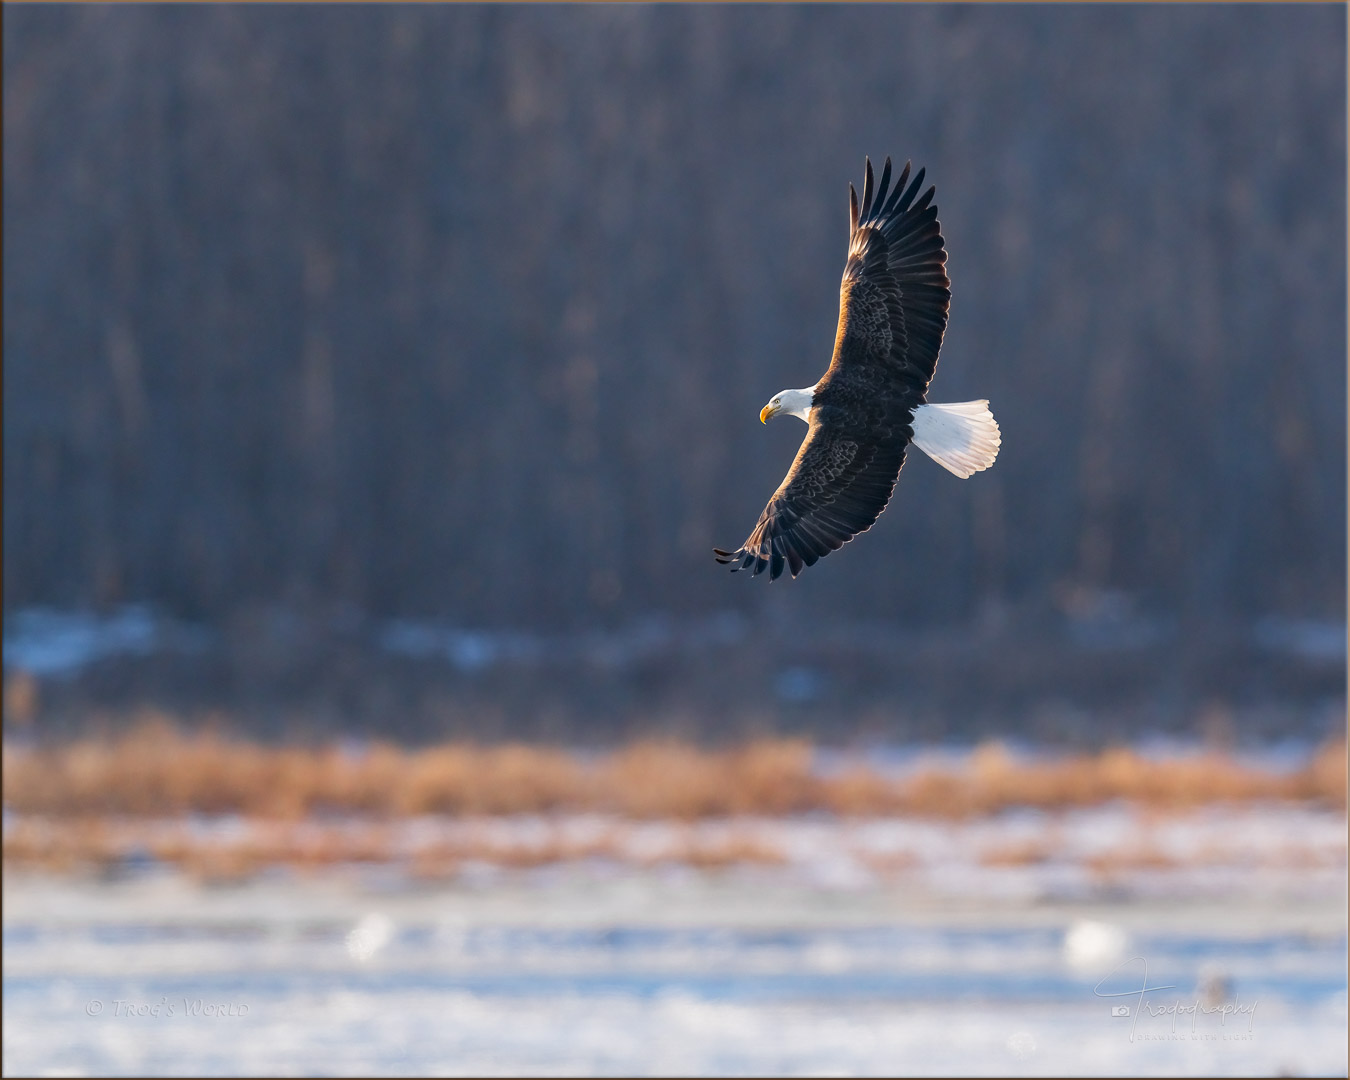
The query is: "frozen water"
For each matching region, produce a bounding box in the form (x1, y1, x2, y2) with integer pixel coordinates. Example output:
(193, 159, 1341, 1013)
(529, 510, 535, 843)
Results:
(4, 853, 1345, 1077)
(3, 607, 213, 678)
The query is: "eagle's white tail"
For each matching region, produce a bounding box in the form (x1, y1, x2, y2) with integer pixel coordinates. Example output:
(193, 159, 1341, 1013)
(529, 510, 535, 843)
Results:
(911, 400, 1001, 478)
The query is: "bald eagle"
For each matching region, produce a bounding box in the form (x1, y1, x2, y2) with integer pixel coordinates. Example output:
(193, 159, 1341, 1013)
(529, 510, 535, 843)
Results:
(714, 157, 1000, 581)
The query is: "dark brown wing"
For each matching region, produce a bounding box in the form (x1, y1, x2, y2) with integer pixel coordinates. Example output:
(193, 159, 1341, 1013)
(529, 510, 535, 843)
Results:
(714, 157, 951, 580)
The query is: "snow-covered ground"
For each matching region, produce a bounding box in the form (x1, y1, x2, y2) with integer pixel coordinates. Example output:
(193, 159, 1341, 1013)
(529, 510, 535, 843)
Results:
(5, 804, 1345, 1077)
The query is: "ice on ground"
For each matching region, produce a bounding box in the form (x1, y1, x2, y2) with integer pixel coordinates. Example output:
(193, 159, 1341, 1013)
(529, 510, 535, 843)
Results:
(4, 804, 1346, 1077)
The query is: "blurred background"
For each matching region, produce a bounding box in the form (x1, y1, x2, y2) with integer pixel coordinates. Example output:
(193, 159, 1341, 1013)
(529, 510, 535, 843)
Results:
(3, 5, 1346, 1077)
(3, 2, 1345, 744)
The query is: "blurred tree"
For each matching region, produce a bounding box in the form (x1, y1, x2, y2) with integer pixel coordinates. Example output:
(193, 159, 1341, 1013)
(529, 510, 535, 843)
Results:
(3, 4, 1345, 636)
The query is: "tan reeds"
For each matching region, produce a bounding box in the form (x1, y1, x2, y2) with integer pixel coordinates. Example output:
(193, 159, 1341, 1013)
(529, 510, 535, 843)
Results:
(3, 720, 1344, 822)
(597, 739, 817, 819)
(0, 814, 791, 877)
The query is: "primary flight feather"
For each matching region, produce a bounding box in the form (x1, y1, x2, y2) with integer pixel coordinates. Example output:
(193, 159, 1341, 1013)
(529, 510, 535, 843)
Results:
(714, 156, 1000, 581)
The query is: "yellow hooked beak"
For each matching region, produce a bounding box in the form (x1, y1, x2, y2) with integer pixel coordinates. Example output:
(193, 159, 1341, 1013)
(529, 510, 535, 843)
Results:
(760, 403, 778, 424)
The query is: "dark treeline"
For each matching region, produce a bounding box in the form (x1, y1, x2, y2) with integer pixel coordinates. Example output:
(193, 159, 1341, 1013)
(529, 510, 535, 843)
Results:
(4, 6, 1345, 655)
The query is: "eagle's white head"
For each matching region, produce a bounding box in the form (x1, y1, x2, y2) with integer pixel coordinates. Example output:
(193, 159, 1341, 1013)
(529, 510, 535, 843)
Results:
(760, 386, 816, 424)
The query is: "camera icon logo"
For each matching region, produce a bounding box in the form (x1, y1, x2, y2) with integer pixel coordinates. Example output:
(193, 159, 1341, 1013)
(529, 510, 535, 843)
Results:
(1111, 1005, 1131, 1017)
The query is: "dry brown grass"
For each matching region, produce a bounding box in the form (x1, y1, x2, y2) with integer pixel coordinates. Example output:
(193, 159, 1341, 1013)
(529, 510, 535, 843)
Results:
(977, 837, 1057, 867)
(1084, 844, 1184, 878)
(0, 813, 789, 877)
(3, 721, 1344, 825)
(395, 744, 586, 816)
(4, 725, 1344, 877)
(856, 849, 921, 875)
(888, 740, 1348, 818)
(596, 739, 817, 819)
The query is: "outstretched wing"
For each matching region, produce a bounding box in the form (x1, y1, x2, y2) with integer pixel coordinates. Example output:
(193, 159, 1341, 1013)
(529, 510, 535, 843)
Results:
(714, 157, 951, 580)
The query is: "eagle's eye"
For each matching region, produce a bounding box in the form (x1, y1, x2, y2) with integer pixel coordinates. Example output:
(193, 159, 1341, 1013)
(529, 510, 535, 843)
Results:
(773, 397, 781, 406)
